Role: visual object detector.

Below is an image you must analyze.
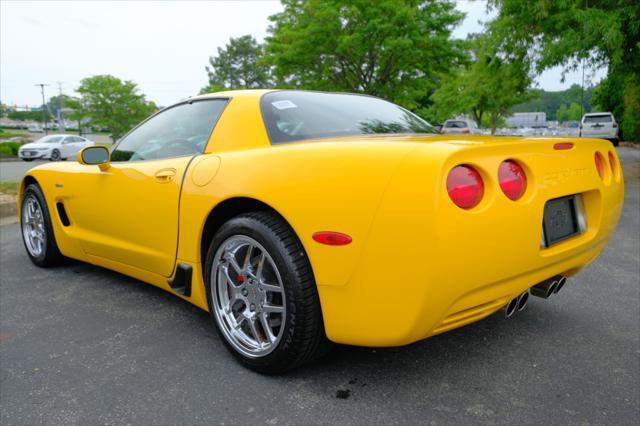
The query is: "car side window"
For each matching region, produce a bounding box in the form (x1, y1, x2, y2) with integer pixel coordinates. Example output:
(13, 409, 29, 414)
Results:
(111, 99, 228, 162)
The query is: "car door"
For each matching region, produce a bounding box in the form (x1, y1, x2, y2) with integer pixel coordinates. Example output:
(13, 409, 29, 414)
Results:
(64, 99, 228, 277)
(61, 136, 79, 158)
(58, 136, 73, 158)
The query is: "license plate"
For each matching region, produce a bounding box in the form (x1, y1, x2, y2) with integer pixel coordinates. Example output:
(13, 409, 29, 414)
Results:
(542, 195, 582, 246)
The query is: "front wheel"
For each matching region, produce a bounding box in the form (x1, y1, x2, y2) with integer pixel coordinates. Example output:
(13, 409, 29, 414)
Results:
(49, 149, 61, 161)
(20, 183, 65, 266)
(204, 212, 330, 374)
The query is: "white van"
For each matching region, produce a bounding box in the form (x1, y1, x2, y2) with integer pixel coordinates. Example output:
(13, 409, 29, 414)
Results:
(580, 112, 619, 146)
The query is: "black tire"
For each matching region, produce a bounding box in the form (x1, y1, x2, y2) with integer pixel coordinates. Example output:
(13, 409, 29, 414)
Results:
(20, 183, 65, 267)
(49, 149, 61, 161)
(204, 211, 331, 374)
(610, 138, 620, 147)
(22, 158, 34, 162)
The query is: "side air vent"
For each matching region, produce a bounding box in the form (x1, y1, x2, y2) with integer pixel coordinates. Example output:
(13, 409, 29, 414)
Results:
(169, 264, 193, 297)
(56, 202, 71, 226)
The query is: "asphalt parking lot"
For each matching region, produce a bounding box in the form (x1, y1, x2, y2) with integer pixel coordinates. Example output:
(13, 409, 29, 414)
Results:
(1, 148, 638, 425)
(0, 160, 48, 182)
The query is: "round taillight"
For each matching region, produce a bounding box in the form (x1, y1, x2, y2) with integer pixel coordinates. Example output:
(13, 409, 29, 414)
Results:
(608, 151, 616, 175)
(447, 165, 484, 209)
(498, 160, 527, 201)
(594, 152, 605, 179)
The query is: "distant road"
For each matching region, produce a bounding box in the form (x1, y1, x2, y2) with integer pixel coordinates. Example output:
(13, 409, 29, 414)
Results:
(0, 160, 48, 182)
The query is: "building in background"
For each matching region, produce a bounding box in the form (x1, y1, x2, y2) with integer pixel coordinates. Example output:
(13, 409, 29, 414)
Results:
(506, 112, 547, 128)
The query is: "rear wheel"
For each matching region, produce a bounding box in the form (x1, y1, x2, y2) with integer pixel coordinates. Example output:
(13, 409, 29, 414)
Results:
(20, 183, 65, 267)
(204, 212, 330, 373)
(609, 138, 620, 147)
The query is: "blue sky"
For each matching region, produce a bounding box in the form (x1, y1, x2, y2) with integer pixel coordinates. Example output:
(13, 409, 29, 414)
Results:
(1, 0, 606, 107)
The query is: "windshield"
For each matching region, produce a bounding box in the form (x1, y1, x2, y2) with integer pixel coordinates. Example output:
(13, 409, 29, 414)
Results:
(260, 91, 437, 144)
(35, 136, 64, 144)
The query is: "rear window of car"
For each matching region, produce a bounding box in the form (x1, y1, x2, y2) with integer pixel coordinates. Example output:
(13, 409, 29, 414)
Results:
(444, 121, 468, 128)
(584, 114, 613, 123)
(260, 91, 436, 144)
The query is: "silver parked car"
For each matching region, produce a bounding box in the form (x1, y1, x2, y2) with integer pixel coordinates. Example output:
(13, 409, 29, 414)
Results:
(18, 134, 94, 162)
(441, 118, 480, 135)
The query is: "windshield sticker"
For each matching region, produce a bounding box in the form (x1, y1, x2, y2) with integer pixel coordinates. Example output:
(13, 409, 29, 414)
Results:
(271, 100, 297, 110)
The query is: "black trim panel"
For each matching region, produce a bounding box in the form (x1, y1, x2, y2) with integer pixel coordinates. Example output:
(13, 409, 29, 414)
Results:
(169, 263, 193, 297)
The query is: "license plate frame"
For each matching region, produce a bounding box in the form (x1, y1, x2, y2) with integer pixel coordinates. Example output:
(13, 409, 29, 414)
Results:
(542, 195, 584, 247)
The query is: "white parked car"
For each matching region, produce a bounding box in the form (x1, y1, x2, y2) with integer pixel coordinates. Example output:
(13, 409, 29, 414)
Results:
(441, 118, 480, 135)
(18, 134, 94, 162)
(26, 123, 43, 133)
(580, 112, 619, 146)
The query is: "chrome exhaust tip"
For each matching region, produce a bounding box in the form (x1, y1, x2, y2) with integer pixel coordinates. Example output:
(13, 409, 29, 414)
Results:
(504, 298, 519, 318)
(531, 277, 559, 299)
(553, 276, 567, 294)
(516, 290, 530, 312)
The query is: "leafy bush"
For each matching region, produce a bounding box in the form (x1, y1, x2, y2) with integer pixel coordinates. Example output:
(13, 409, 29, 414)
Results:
(0, 142, 21, 156)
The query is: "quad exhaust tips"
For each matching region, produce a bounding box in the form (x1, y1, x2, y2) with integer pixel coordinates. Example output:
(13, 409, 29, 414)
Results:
(504, 290, 530, 318)
(504, 276, 567, 318)
(531, 276, 567, 299)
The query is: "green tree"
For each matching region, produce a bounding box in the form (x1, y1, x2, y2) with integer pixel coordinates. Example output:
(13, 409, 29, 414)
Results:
(265, 0, 465, 111)
(75, 75, 156, 141)
(7, 110, 52, 122)
(488, 0, 640, 140)
(430, 34, 533, 133)
(511, 85, 595, 120)
(201, 35, 272, 94)
(556, 102, 583, 122)
(64, 97, 88, 133)
(46, 94, 75, 118)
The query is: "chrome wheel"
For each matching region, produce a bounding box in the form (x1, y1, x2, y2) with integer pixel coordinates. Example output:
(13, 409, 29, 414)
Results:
(211, 235, 287, 358)
(21, 194, 46, 258)
(50, 150, 60, 161)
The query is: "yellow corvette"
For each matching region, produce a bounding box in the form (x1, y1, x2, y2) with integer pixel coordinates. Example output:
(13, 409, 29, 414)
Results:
(19, 90, 624, 373)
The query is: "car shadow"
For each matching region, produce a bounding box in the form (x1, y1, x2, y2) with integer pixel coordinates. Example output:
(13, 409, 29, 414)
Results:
(58, 258, 576, 383)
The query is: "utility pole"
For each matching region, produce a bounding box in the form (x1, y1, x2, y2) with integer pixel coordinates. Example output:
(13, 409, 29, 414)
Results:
(56, 81, 66, 132)
(35, 83, 49, 135)
(580, 0, 588, 121)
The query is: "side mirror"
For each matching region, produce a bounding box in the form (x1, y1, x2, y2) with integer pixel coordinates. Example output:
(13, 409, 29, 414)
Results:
(77, 146, 110, 171)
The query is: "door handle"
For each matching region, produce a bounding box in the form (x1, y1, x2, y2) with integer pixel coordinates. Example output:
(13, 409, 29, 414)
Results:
(154, 168, 176, 183)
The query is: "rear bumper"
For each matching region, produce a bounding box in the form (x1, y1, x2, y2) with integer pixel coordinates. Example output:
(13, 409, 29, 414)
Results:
(319, 235, 612, 346)
(317, 138, 624, 346)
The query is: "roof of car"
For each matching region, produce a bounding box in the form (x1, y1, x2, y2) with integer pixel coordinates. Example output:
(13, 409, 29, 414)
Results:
(193, 89, 275, 101)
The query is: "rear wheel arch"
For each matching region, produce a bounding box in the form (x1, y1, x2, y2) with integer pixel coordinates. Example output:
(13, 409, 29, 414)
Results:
(200, 197, 302, 269)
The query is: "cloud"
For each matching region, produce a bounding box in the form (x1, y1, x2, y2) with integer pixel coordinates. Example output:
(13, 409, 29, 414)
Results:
(19, 15, 48, 28)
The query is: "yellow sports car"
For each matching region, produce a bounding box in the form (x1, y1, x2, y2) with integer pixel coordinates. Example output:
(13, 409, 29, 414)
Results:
(19, 90, 624, 373)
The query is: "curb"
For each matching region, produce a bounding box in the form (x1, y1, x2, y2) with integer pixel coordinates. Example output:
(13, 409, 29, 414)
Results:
(0, 198, 17, 219)
(620, 142, 639, 149)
